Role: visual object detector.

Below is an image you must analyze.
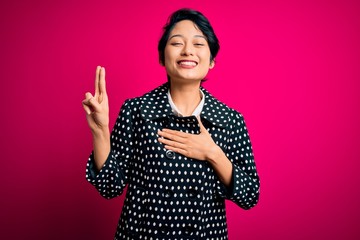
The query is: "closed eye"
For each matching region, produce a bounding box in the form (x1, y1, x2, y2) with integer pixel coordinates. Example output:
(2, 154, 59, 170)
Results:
(171, 42, 183, 46)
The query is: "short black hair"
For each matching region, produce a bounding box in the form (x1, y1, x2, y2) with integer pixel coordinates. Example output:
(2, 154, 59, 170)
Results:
(158, 8, 220, 65)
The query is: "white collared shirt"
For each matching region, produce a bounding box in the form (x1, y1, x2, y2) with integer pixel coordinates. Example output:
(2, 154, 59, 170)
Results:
(167, 89, 205, 117)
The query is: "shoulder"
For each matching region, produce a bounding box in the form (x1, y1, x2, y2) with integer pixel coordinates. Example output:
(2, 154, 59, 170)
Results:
(118, 83, 170, 121)
(201, 86, 246, 128)
(124, 83, 168, 106)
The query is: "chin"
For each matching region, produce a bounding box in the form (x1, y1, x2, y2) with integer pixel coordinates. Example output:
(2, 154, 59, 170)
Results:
(175, 76, 203, 83)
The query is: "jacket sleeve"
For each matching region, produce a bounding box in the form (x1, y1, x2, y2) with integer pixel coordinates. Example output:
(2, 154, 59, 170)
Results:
(216, 110, 260, 209)
(85, 99, 134, 199)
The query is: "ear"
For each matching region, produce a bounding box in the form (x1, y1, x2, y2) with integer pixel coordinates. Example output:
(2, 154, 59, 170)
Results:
(209, 59, 215, 69)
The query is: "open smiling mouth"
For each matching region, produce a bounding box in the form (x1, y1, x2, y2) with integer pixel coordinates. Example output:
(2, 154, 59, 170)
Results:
(177, 60, 198, 67)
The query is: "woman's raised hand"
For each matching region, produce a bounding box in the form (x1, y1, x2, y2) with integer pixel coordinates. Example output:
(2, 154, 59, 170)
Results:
(82, 66, 109, 134)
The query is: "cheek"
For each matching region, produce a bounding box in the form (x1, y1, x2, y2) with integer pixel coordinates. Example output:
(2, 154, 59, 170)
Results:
(164, 48, 175, 64)
(200, 57, 211, 68)
(199, 50, 211, 64)
(163, 49, 174, 71)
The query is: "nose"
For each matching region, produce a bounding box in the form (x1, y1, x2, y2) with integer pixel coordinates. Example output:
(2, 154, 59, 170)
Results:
(181, 43, 193, 56)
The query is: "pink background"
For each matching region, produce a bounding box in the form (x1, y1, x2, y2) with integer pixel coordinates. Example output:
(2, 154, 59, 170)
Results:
(1, 0, 360, 239)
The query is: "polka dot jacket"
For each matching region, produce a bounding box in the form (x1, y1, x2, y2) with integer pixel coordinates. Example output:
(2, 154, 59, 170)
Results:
(86, 83, 260, 240)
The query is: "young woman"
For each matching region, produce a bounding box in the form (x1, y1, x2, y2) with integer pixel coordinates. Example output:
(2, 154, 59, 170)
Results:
(82, 8, 260, 240)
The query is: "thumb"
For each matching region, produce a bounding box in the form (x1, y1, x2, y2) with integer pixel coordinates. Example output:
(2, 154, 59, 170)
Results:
(87, 97, 101, 113)
(82, 92, 93, 115)
(83, 92, 101, 113)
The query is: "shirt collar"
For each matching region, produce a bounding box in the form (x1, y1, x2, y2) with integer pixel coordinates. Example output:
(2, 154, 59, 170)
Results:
(139, 83, 230, 128)
(167, 89, 205, 117)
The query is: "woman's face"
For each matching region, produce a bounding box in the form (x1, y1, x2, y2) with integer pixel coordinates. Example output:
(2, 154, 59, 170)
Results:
(164, 20, 214, 84)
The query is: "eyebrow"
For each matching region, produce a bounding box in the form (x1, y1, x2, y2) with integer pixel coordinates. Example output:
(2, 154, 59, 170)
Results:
(169, 34, 207, 40)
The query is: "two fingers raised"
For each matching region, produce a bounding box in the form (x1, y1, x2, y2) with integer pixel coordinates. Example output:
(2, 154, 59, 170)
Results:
(95, 66, 107, 98)
(82, 66, 107, 115)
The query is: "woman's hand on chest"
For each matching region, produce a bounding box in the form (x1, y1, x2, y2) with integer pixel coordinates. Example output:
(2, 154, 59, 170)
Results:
(157, 116, 222, 162)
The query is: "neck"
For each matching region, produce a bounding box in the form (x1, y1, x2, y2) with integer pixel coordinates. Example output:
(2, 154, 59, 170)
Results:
(169, 81, 202, 117)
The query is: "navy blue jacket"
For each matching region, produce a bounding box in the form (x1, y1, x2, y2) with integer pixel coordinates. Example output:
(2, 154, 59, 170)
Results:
(86, 83, 260, 239)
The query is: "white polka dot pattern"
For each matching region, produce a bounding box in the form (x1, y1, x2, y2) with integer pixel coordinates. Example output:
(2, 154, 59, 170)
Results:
(86, 83, 260, 239)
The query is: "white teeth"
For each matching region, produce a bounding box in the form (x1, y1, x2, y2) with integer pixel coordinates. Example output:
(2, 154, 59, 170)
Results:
(179, 61, 197, 66)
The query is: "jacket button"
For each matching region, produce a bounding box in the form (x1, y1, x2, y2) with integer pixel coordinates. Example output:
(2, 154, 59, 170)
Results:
(165, 150, 175, 159)
(163, 189, 173, 198)
(186, 188, 198, 198)
(184, 225, 194, 235)
(160, 224, 169, 235)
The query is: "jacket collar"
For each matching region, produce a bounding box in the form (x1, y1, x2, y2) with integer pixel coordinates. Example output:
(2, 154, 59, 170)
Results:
(139, 83, 230, 128)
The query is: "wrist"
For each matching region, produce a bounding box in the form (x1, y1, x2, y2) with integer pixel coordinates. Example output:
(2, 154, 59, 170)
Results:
(206, 145, 224, 164)
(92, 127, 110, 140)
